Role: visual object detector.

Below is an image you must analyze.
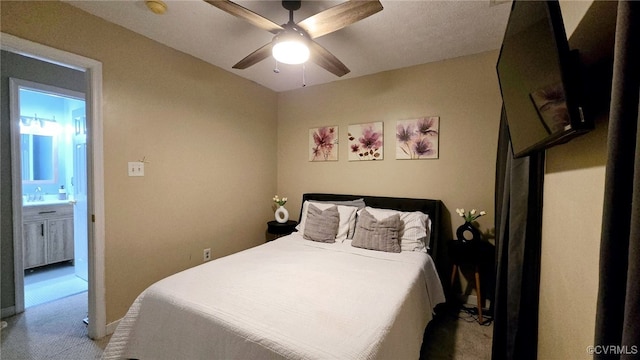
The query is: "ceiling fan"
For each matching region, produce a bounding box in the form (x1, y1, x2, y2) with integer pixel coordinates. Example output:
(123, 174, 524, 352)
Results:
(204, 0, 383, 77)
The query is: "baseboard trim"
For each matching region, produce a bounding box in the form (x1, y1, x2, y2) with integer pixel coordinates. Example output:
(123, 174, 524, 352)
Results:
(460, 294, 491, 310)
(106, 318, 121, 335)
(1, 306, 16, 318)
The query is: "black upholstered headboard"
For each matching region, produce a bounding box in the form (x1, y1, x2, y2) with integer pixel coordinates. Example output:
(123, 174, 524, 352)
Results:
(300, 193, 443, 258)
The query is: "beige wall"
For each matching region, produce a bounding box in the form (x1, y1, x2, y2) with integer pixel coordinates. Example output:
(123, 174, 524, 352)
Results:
(538, 1, 606, 358)
(539, 122, 606, 359)
(1, 1, 278, 323)
(277, 51, 502, 252)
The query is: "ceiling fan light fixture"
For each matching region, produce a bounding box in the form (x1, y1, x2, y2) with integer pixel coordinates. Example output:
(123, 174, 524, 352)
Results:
(207, 0, 382, 76)
(272, 29, 310, 65)
(272, 40, 309, 65)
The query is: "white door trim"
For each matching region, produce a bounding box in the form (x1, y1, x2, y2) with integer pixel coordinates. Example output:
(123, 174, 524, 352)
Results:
(1, 32, 107, 339)
(8, 78, 25, 316)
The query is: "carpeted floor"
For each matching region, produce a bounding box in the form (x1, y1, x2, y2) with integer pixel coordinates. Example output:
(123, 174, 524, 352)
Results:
(0, 292, 109, 360)
(421, 304, 494, 360)
(1, 294, 491, 360)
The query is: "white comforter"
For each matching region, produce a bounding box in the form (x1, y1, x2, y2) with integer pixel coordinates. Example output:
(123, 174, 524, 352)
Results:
(103, 233, 445, 360)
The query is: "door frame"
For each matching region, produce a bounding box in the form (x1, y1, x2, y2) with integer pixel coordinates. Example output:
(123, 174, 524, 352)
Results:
(2, 33, 106, 339)
(10, 77, 86, 296)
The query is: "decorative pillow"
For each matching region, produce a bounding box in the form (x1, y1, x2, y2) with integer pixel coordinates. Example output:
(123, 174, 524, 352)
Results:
(351, 209, 401, 253)
(313, 198, 365, 238)
(296, 201, 359, 241)
(360, 207, 430, 252)
(313, 198, 366, 209)
(303, 204, 340, 243)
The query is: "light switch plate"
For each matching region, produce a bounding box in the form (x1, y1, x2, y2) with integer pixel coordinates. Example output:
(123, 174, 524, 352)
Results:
(128, 162, 144, 177)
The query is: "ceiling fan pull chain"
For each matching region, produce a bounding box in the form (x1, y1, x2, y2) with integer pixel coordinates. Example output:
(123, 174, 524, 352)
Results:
(302, 64, 306, 87)
(274, 60, 280, 74)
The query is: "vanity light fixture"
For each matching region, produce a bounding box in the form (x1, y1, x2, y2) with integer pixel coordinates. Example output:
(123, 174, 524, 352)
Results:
(20, 114, 57, 129)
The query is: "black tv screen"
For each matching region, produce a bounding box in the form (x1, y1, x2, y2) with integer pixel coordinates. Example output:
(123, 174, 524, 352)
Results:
(496, 0, 592, 158)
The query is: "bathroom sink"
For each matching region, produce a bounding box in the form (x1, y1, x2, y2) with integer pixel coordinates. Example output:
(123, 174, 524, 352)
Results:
(23, 198, 74, 207)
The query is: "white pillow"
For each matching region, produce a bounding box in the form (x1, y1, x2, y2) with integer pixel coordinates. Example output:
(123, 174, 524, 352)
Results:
(297, 201, 359, 242)
(359, 206, 430, 252)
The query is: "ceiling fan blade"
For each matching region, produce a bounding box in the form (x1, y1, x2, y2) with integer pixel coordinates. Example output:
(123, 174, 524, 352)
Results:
(204, 0, 283, 34)
(308, 41, 350, 77)
(232, 42, 273, 69)
(297, 0, 383, 39)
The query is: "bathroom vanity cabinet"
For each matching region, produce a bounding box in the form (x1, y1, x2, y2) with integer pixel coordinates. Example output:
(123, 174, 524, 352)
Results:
(23, 203, 74, 269)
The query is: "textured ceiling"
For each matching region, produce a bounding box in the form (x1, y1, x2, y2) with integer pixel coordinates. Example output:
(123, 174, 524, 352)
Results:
(66, 0, 513, 92)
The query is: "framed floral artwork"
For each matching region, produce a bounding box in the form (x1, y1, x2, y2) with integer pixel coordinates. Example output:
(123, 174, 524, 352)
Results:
(348, 122, 383, 161)
(395, 116, 439, 159)
(309, 126, 338, 161)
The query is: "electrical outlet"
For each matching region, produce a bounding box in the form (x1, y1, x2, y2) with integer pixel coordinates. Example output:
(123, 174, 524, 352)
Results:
(203, 248, 211, 262)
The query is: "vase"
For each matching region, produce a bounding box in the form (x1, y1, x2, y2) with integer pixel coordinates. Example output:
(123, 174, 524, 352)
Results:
(275, 206, 289, 223)
(456, 222, 481, 242)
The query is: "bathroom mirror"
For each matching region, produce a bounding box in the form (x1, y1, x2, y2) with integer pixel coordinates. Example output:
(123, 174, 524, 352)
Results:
(20, 131, 58, 184)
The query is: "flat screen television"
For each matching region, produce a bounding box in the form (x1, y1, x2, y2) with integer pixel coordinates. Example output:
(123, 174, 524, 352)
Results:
(496, 0, 592, 158)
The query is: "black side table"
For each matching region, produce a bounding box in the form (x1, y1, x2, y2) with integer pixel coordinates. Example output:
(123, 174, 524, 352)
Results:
(266, 220, 298, 242)
(448, 239, 494, 324)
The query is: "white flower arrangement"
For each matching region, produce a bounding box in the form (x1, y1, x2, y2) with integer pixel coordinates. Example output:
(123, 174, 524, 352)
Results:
(456, 208, 487, 223)
(273, 195, 287, 207)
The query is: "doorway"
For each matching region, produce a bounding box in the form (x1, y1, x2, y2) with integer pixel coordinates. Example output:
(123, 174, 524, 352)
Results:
(1, 32, 106, 339)
(11, 79, 89, 308)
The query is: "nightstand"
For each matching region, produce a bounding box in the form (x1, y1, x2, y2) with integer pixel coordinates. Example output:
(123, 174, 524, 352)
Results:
(266, 220, 298, 242)
(448, 239, 494, 324)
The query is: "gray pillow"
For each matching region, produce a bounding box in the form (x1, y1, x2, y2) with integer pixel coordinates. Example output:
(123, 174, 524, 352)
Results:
(303, 204, 340, 243)
(313, 199, 365, 239)
(351, 209, 401, 253)
(314, 198, 366, 210)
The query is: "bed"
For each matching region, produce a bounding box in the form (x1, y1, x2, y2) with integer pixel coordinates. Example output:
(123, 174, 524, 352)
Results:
(102, 194, 446, 360)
